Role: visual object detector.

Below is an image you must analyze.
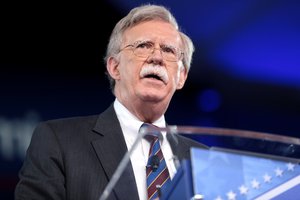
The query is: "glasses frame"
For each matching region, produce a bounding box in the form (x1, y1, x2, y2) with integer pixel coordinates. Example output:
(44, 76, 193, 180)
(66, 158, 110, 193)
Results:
(119, 40, 184, 62)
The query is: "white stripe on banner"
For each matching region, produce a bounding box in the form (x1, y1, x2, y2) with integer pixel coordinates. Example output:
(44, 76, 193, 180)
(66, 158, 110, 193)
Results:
(255, 174, 300, 200)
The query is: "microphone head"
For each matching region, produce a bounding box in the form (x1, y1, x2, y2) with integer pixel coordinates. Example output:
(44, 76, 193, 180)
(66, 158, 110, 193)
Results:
(149, 155, 160, 172)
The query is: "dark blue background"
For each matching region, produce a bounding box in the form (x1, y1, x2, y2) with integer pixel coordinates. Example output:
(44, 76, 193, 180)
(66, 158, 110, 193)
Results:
(1, 0, 300, 199)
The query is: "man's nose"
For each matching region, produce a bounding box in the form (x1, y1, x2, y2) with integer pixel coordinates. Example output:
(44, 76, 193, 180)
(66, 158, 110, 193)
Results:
(150, 47, 164, 58)
(147, 47, 164, 65)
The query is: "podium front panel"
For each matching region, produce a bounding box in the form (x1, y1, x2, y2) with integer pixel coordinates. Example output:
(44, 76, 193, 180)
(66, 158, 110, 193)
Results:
(190, 148, 300, 200)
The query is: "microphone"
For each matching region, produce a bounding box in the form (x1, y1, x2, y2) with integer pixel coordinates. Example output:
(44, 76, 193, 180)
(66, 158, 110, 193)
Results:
(147, 155, 160, 171)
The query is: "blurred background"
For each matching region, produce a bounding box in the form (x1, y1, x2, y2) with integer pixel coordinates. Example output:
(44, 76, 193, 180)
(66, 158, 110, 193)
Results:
(1, 0, 300, 199)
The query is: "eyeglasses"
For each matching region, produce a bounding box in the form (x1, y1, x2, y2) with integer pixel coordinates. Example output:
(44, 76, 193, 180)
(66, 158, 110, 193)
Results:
(119, 40, 184, 62)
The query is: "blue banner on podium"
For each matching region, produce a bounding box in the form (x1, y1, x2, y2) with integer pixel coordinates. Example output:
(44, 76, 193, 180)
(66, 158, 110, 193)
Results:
(161, 148, 300, 200)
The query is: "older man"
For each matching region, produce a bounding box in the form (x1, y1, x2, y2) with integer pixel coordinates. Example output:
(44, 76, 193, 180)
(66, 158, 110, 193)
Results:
(15, 4, 205, 200)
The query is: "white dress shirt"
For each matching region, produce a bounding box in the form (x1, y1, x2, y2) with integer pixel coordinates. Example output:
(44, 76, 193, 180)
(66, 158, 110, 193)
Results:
(113, 99, 177, 200)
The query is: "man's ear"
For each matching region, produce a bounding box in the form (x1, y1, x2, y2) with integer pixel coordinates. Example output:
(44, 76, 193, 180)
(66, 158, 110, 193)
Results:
(106, 56, 120, 80)
(176, 65, 188, 90)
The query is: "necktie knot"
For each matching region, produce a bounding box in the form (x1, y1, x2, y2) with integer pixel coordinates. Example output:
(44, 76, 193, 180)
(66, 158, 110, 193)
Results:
(140, 123, 163, 141)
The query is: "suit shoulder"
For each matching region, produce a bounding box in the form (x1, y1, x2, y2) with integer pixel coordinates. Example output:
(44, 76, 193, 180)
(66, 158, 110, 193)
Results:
(45, 115, 99, 126)
(35, 115, 99, 134)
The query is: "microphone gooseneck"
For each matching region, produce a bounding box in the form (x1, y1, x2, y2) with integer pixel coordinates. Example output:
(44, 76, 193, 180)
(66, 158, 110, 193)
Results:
(99, 124, 157, 200)
(98, 125, 178, 200)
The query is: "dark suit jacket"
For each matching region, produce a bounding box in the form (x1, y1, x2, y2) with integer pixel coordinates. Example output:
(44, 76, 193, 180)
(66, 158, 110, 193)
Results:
(15, 105, 206, 200)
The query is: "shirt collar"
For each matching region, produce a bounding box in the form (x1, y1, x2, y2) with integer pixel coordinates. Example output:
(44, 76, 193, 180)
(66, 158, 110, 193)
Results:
(114, 98, 166, 136)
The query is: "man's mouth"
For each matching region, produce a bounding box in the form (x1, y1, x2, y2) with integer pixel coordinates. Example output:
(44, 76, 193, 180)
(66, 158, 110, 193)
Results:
(140, 65, 168, 84)
(144, 74, 163, 81)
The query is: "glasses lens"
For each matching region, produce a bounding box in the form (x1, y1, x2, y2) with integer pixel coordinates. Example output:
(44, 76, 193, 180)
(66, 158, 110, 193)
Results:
(160, 45, 179, 62)
(132, 41, 182, 62)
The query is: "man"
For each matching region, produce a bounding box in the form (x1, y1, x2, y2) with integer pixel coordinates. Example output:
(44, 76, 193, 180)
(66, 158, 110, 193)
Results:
(15, 4, 206, 200)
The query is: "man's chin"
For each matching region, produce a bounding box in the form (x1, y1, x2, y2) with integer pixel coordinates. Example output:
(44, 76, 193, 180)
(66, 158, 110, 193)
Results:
(136, 83, 171, 102)
(138, 91, 166, 103)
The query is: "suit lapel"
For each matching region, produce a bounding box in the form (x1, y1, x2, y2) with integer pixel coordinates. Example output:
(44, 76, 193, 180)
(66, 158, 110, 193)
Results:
(91, 105, 139, 200)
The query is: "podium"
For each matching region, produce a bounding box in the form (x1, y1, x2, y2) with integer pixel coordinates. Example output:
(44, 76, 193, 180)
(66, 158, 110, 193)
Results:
(98, 126, 300, 200)
(159, 126, 300, 200)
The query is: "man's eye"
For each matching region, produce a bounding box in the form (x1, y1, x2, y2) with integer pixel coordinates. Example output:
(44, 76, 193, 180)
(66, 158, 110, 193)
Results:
(136, 42, 153, 49)
(162, 46, 176, 54)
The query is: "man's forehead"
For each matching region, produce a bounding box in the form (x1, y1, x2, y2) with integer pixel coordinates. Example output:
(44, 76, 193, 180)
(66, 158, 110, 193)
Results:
(123, 21, 182, 45)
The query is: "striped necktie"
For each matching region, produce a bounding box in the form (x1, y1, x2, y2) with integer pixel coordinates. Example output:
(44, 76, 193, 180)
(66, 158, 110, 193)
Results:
(143, 123, 171, 200)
